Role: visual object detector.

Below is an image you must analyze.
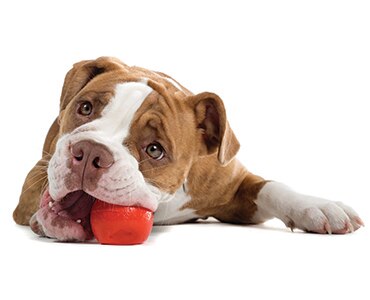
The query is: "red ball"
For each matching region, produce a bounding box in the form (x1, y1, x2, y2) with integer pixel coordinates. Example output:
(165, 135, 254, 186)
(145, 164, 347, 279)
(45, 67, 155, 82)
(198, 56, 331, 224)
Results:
(90, 200, 154, 245)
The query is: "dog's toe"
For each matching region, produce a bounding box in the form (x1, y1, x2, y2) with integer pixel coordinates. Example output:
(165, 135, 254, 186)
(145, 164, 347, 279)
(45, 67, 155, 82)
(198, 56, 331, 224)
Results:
(290, 200, 363, 234)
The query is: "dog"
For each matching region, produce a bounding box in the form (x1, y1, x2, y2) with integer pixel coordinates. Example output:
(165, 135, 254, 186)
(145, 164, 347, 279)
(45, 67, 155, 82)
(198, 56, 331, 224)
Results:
(13, 57, 363, 241)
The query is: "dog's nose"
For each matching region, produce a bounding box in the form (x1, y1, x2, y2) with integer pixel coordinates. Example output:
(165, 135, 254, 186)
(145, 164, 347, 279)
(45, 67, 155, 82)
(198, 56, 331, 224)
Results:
(71, 140, 114, 170)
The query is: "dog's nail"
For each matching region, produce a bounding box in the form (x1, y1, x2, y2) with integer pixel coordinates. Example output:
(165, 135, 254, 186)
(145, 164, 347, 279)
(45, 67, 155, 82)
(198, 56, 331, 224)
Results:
(76, 219, 81, 224)
(324, 222, 332, 234)
(346, 220, 354, 233)
(286, 219, 295, 232)
(355, 217, 365, 227)
(48, 201, 53, 208)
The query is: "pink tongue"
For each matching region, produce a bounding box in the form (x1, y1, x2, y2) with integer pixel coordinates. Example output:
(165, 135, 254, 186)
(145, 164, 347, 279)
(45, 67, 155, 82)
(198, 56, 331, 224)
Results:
(42, 190, 95, 220)
(56, 191, 95, 219)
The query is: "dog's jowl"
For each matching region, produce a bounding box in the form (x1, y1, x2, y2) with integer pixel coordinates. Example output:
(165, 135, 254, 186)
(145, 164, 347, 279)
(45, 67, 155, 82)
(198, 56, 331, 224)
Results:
(13, 57, 363, 241)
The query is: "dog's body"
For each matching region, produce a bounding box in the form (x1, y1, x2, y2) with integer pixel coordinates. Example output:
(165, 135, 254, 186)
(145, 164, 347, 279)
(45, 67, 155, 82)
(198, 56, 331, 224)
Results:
(13, 57, 363, 241)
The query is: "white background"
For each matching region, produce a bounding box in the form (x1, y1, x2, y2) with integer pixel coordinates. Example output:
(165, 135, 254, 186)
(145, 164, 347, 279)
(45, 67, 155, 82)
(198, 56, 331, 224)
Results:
(1, 1, 369, 299)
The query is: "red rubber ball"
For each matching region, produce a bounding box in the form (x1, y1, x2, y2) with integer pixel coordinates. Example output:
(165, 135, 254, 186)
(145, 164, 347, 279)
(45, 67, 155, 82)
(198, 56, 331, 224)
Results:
(90, 200, 154, 245)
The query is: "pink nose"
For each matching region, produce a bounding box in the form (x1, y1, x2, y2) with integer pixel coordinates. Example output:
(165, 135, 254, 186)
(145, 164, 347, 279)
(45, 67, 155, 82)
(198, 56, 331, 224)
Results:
(70, 140, 114, 175)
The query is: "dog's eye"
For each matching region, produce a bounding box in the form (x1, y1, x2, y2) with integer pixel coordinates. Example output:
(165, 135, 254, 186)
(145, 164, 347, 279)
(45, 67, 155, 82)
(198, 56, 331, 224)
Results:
(78, 101, 93, 116)
(145, 143, 165, 160)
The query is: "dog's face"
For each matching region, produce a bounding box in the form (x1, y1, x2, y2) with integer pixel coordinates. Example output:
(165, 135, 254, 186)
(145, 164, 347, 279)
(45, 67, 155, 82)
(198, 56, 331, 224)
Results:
(33, 57, 239, 240)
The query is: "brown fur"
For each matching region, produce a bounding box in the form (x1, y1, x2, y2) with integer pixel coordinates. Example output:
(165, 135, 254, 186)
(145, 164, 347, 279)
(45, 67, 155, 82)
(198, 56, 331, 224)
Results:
(13, 118, 59, 225)
(13, 57, 267, 226)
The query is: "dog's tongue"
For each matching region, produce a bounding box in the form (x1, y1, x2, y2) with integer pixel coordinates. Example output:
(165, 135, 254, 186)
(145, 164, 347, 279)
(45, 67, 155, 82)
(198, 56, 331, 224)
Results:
(52, 191, 95, 220)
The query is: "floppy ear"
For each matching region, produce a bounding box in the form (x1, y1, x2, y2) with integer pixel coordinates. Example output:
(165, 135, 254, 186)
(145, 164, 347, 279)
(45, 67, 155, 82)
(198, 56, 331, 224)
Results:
(55, 56, 126, 147)
(59, 56, 125, 112)
(190, 92, 240, 166)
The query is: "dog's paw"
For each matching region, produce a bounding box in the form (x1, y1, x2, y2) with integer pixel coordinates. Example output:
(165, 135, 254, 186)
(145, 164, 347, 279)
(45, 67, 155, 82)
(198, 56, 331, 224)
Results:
(287, 198, 364, 234)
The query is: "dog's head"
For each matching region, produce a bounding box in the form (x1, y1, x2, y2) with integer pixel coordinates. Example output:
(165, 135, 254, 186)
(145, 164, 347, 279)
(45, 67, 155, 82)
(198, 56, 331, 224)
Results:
(32, 57, 240, 240)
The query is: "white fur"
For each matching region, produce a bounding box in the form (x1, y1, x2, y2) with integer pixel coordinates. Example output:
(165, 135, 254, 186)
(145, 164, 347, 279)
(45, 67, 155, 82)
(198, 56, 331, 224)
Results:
(154, 184, 199, 225)
(48, 82, 161, 211)
(253, 182, 360, 233)
(73, 81, 152, 156)
(48, 139, 74, 201)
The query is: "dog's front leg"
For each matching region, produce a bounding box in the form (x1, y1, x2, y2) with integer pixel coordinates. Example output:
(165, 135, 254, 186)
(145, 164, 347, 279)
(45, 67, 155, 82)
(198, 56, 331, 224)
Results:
(253, 182, 363, 234)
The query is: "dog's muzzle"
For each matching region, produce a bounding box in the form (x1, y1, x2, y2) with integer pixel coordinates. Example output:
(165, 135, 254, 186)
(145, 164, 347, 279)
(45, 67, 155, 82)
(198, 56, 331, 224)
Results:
(30, 138, 160, 241)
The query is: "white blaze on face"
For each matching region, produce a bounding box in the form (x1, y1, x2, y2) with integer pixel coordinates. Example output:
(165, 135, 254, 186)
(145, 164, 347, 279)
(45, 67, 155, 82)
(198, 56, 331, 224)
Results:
(71, 81, 153, 161)
(48, 81, 161, 211)
(94, 81, 152, 146)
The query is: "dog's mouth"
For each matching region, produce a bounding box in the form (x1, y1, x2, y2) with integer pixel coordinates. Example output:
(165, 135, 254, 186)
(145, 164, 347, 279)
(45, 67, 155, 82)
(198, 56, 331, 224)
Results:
(51, 190, 96, 236)
(31, 189, 96, 241)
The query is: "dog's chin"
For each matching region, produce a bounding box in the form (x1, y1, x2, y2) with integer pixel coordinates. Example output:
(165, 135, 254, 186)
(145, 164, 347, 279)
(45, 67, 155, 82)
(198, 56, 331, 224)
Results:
(31, 189, 96, 241)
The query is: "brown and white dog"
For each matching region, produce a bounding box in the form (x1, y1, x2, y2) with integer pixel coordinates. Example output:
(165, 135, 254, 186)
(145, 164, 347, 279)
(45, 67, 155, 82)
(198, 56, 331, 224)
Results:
(13, 57, 363, 241)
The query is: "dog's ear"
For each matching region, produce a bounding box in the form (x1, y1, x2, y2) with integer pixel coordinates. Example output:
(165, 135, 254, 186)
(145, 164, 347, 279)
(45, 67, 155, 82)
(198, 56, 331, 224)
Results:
(190, 92, 240, 166)
(59, 56, 124, 112)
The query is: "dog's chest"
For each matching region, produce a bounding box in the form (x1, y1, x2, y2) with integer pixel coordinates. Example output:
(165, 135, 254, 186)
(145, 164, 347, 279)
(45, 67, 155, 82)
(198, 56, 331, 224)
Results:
(154, 187, 199, 225)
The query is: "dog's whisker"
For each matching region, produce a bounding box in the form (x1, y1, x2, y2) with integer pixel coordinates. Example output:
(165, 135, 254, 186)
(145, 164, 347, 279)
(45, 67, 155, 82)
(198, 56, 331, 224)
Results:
(20, 175, 48, 196)
(138, 157, 154, 165)
(38, 158, 50, 163)
(34, 163, 49, 169)
(32, 165, 48, 171)
(140, 164, 168, 173)
(39, 179, 49, 198)
(42, 150, 53, 157)
(24, 170, 48, 183)
(27, 167, 46, 174)
(39, 157, 51, 163)
(146, 176, 181, 193)
(144, 177, 175, 195)
(38, 158, 51, 164)
(26, 173, 48, 186)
